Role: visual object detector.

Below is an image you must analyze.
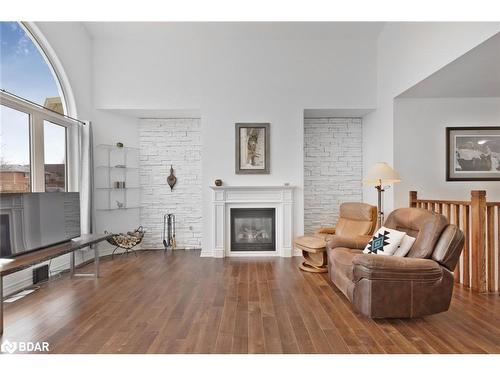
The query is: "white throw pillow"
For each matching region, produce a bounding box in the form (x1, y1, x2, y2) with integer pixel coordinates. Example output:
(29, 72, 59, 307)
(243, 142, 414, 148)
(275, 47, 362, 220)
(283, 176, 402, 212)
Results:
(394, 234, 416, 257)
(363, 226, 406, 256)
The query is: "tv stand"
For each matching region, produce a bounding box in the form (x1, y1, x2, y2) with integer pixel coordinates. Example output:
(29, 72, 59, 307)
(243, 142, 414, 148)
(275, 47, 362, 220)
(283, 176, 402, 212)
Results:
(0, 233, 112, 336)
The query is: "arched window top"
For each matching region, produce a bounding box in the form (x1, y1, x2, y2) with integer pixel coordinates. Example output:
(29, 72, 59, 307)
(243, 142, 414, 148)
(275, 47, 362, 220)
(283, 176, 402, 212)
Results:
(0, 22, 65, 114)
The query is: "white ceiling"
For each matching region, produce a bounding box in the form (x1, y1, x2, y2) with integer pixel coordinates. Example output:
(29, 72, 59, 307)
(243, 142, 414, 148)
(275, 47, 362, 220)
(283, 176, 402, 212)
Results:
(83, 22, 385, 41)
(399, 31, 500, 98)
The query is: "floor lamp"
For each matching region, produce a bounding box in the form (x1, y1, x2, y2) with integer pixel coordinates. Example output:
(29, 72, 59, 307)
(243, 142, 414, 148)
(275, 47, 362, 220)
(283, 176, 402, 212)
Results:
(364, 162, 401, 228)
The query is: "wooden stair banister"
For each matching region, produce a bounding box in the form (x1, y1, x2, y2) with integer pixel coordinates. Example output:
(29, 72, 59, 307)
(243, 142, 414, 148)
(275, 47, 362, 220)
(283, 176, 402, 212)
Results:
(409, 190, 498, 293)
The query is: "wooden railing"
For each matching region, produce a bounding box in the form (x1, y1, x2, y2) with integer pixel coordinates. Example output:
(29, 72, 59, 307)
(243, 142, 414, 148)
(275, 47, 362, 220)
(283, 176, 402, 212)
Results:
(409, 190, 499, 293)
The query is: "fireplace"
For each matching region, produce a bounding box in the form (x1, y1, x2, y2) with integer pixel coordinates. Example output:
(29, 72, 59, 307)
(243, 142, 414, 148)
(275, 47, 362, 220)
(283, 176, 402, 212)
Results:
(230, 208, 276, 252)
(206, 185, 294, 258)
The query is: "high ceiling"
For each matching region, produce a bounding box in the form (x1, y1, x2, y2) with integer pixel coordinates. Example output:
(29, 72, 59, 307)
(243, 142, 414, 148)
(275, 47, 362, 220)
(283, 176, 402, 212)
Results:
(83, 22, 385, 41)
(399, 31, 500, 98)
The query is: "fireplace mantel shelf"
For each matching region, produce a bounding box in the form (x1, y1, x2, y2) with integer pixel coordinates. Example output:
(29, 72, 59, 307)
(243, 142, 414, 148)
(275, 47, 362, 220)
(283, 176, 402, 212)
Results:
(209, 185, 294, 190)
(202, 185, 295, 258)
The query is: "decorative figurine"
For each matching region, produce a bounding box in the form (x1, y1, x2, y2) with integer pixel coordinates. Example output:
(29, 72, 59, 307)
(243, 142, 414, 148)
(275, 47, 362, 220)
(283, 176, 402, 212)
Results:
(167, 165, 177, 191)
(215, 179, 223, 186)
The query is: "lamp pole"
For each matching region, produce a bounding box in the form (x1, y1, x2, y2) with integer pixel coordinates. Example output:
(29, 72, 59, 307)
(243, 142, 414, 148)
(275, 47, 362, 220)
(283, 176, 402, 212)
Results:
(364, 162, 400, 229)
(375, 178, 384, 229)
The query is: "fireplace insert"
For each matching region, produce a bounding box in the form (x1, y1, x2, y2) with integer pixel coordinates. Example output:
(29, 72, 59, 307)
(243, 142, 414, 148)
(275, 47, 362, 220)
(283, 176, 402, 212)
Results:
(230, 208, 276, 251)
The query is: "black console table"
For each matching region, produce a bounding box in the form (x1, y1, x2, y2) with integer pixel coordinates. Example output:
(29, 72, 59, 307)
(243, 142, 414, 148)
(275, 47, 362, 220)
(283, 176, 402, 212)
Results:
(0, 233, 112, 335)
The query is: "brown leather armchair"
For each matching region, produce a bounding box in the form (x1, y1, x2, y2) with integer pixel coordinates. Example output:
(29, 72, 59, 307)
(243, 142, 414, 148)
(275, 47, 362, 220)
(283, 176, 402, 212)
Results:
(295, 202, 377, 273)
(326, 207, 464, 318)
(314, 202, 377, 241)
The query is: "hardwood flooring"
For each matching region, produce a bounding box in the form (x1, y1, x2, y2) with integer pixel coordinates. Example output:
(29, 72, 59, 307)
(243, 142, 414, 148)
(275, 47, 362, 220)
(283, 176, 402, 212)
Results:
(1, 250, 499, 354)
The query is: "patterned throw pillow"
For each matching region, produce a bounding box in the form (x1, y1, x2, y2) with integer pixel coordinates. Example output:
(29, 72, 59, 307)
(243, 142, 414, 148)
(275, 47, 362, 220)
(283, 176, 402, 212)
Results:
(394, 234, 416, 257)
(363, 226, 406, 256)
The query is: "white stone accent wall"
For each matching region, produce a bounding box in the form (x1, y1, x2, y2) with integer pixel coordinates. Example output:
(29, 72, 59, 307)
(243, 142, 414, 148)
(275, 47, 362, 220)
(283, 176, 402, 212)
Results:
(139, 118, 202, 249)
(304, 118, 363, 234)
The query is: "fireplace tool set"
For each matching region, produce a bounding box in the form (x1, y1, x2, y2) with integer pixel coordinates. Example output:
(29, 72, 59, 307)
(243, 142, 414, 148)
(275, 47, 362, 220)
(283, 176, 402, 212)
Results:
(163, 213, 176, 250)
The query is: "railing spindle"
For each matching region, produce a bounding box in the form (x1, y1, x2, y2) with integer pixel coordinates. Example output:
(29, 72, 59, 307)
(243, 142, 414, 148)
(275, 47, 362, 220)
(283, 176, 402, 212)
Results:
(463, 205, 470, 288)
(497, 206, 500, 292)
(471, 191, 487, 293)
(487, 205, 495, 292)
(453, 204, 461, 283)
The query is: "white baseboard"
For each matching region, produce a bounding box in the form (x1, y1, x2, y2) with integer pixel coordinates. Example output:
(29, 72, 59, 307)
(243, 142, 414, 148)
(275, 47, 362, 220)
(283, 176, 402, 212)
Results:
(199, 249, 213, 257)
(3, 275, 34, 297)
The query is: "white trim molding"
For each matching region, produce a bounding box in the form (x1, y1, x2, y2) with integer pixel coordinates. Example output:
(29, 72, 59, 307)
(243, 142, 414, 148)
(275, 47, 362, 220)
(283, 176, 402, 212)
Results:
(202, 186, 294, 258)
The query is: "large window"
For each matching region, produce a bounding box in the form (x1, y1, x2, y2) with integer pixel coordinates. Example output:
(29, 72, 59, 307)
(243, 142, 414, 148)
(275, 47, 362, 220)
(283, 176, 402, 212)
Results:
(0, 22, 72, 193)
(0, 105, 31, 192)
(44, 121, 66, 192)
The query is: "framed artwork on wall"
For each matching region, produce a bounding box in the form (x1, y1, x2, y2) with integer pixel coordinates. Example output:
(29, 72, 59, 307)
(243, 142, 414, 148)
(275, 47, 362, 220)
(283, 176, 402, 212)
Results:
(446, 126, 500, 181)
(235, 123, 270, 174)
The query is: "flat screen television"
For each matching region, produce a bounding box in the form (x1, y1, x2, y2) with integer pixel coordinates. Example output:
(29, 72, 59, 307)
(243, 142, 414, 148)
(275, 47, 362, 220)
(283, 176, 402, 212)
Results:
(0, 192, 81, 258)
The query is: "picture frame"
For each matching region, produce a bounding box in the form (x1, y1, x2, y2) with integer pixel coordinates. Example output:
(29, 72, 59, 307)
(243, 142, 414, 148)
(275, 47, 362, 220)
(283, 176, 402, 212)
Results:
(235, 123, 270, 174)
(446, 126, 500, 181)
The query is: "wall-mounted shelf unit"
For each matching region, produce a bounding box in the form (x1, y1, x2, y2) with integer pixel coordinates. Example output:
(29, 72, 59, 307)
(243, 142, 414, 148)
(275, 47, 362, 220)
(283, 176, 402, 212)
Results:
(94, 144, 141, 211)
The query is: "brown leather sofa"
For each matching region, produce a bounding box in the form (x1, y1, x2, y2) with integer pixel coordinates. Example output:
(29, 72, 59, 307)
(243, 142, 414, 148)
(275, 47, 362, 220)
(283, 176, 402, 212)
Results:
(326, 207, 464, 318)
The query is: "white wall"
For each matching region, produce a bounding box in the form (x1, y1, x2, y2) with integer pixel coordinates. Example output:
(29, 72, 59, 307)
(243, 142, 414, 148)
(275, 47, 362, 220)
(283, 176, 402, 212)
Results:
(363, 23, 500, 211)
(394, 97, 500, 208)
(91, 32, 379, 253)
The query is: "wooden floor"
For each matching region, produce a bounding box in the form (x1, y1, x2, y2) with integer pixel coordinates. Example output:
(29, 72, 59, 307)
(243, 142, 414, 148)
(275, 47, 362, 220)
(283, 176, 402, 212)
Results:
(2, 250, 500, 354)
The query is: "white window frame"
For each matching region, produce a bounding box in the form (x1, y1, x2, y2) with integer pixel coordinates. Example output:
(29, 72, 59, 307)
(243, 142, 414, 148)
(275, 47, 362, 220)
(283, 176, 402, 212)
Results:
(0, 91, 79, 192)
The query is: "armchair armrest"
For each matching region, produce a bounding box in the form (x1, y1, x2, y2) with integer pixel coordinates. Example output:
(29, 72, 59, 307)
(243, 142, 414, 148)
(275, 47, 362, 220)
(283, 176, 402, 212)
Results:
(326, 234, 372, 251)
(352, 255, 443, 282)
(315, 227, 336, 235)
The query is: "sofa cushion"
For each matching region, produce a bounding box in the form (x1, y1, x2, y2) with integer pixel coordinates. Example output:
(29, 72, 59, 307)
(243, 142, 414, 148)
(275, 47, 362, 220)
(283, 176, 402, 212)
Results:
(384, 208, 448, 258)
(363, 226, 406, 256)
(431, 224, 464, 271)
(394, 234, 416, 257)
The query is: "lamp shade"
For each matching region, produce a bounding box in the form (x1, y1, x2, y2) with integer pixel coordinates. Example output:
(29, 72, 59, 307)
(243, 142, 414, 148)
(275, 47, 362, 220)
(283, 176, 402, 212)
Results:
(363, 162, 401, 185)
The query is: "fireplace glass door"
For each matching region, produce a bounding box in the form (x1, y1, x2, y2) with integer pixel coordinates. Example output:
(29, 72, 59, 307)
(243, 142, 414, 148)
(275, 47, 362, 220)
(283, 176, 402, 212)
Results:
(230, 208, 276, 251)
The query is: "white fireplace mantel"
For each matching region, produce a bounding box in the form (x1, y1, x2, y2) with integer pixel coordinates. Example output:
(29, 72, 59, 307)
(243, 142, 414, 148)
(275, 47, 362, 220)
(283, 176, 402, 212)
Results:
(201, 185, 295, 258)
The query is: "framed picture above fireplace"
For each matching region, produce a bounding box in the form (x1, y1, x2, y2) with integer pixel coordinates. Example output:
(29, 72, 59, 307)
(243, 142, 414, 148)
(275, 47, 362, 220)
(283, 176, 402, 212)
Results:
(446, 127, 500, 181)
(235, 123, 270, 174)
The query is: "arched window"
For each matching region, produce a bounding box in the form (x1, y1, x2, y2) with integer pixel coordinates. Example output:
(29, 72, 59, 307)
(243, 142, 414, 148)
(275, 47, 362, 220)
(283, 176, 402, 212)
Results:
(1, 22, 65, 111)
(1, 22, 72, 193)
